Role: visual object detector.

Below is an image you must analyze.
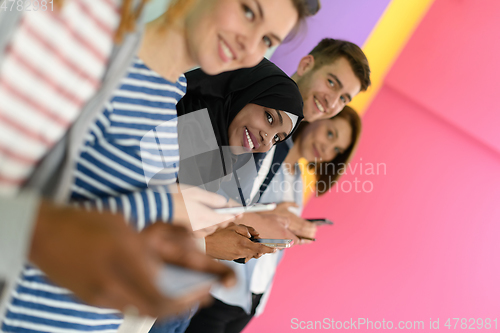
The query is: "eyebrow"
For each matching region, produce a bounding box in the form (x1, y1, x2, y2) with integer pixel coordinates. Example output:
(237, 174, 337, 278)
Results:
(270, 34, 283, 44)
(253, 0, 264, 20)
(275, 109, 283, 125)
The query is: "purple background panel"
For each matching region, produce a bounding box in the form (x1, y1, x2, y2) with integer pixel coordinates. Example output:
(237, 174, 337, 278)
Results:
(271, 0, 392, 76)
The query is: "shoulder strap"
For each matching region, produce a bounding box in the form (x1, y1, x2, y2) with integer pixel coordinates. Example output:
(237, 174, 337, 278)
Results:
(253, 143, 290, 204)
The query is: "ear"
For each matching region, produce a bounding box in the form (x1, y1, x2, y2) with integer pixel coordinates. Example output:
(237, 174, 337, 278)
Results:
(296, 55, 315, 77)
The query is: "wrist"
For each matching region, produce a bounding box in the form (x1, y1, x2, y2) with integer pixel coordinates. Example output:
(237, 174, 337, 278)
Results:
(171, 191, 187, 222)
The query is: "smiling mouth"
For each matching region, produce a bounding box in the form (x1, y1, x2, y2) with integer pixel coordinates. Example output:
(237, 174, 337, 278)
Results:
(314, 97, 326, 113)
(313, 144, 321, 159)
(244, 127, 255, 150)
(219, 37, 235, 62)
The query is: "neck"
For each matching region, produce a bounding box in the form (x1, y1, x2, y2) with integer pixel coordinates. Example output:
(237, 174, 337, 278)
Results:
(291, 72, 299, 84)
(283, 141, 301, 175)
(139, 16, 197, 82)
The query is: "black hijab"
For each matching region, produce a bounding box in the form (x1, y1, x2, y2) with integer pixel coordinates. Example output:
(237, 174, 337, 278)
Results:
(176, 59, 303, 192)
(177, 58, 303, 147)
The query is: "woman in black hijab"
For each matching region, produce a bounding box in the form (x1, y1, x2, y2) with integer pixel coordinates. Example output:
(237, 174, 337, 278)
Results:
(176, 58, 303, 192)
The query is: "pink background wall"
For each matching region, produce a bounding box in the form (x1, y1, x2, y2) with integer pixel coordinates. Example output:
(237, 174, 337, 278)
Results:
(245, 0, 500, 331)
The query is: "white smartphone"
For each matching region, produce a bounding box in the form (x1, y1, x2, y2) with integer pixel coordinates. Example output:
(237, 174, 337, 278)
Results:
(253, 238, 293, 248)
(214, 203, 276, 215)
(156, 264, 219, 299)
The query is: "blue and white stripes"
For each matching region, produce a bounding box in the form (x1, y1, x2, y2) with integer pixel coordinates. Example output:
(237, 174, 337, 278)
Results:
(3, 266, 123, 333)
(1, 58, 185, 333)
(71, 57, 186, 227)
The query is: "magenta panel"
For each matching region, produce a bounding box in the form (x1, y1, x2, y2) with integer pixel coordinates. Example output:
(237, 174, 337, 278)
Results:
(385, 0, 500, 154)
(245, 85, 500, 332)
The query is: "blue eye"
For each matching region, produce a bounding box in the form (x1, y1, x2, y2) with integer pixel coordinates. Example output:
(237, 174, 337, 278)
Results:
(328, 79, 335, 87)
(274, 134, 281, 144)
(263, 36, 273, 48)
(340, 96, 347, 103)
(243, 5, 254, 21)
(327, 130, 334, 139)
(334, 147, 342, 154)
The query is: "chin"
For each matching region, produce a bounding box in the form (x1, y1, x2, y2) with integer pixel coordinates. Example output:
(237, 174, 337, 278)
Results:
(304, 110, 317, 122)
(229, 146, 246, 155)
(200, 64, 221, 75)
(198, 56, 225, 75)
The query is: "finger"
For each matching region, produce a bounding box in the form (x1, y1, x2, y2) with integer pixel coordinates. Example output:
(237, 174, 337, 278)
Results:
(255, 244, 276, 255)
(238, 239, 268, 260)
(94, 274, 164, 317)
(298, 223, 317, 238)
(226, 198, 241, 208)
(245, 225, 260, 238)
(232, 225, 253, 238)
(108, 235, 177, 314)
(274, 215, 290, 228)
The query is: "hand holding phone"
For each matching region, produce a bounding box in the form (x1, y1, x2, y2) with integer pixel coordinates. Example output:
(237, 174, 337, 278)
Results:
(206, 223, 275, 263)
(233, 237, 292, 263)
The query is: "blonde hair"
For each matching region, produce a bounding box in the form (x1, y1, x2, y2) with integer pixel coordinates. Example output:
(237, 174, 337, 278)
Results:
(53, 0, 150, 43)
(164, 0, 197, 26)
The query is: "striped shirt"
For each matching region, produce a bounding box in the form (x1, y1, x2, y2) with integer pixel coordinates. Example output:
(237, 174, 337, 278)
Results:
(0, 0, 120, 196)
(71, 57, 185, 230)
(2, 58, 186, 332)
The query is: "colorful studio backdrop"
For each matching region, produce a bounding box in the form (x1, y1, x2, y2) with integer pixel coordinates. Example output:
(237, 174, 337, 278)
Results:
(243, 0, 500, 332)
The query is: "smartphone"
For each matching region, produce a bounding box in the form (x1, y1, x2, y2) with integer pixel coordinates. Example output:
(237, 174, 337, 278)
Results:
(233, 237, 293, 263)
(214, 203, 276, 215)
(307, 218, 334, 226)
(253, 238, 293, 248)
(156, 264, 218, 299)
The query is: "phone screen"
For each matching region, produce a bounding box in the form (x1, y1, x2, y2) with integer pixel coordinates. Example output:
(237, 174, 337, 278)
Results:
(253, 238, 293, 248)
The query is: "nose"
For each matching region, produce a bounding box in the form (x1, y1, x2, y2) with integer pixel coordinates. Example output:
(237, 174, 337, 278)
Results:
(260, 130, 273, 146)
(325, 91, 342, 115)
(323, 141, 338, 160)
(236, 30, 265, 63)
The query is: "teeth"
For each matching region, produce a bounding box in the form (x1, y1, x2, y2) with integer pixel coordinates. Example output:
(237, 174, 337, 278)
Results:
(245, 128, 254, 149)
(220, 39, 234, 60)
(314, 98, 325, 113)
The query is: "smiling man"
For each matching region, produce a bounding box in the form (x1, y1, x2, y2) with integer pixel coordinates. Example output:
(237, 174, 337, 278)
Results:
(292, 38, 371, 122)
